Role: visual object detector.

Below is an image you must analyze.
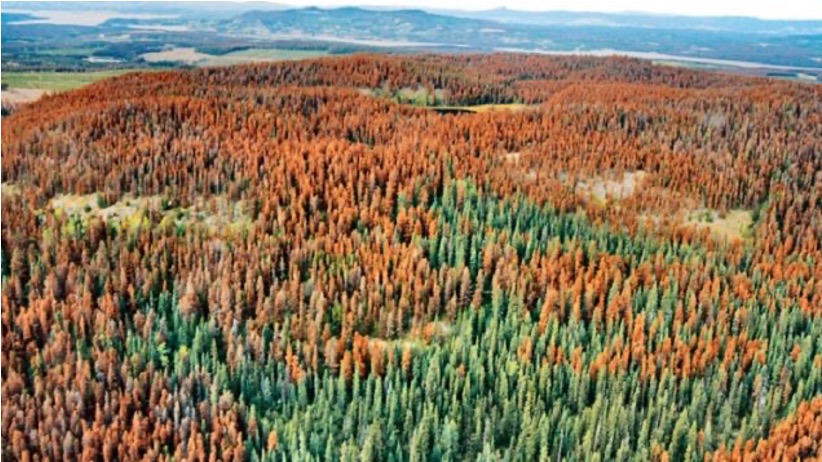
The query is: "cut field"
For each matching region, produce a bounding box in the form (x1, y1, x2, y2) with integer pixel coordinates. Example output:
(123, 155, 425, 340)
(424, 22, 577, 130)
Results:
(140, 47, 211, 64)
(1, 70, 141, 91)
(199, 48, 330, 66)
(140, 47, 330, 67)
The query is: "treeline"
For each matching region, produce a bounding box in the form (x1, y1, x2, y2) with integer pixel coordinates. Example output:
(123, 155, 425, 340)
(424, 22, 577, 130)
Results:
(2, 54, 820, 460)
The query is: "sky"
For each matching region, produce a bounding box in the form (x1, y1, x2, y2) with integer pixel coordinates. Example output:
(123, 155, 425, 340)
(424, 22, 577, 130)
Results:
(277, 0, 822, 20)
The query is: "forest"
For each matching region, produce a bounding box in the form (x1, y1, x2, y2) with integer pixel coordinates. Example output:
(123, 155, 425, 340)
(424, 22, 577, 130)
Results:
(1, 53, 821, 460)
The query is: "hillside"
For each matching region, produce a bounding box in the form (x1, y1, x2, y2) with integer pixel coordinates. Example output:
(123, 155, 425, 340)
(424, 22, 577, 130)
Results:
(2, 54, 821, 460)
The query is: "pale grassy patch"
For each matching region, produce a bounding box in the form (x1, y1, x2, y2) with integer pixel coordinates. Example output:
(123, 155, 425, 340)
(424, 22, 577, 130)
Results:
(49, 193, 106, 216)
(101, 196, 165, 222)
(163, 195, 252, 233)
(197, 48, 329, 67)
(466, 103, 532, 113)
(48, 193, 251, 233)
(430, 103, 534, 113)
(141, 47, 211, 64)
(685, 209, 753, 241)
(576, 171, 647, 202)
(2, 69, 143, 91)
(1, 88, 47, 106)
(1, 183, 22, 197)
(502, 152, 521, 163)
(369, 320, 454, 352)
(50, 193, 162, 221)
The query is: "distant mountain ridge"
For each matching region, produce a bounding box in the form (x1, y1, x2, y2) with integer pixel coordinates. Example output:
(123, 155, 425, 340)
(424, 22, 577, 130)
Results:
(2, 2, 821, 70)
(434, 8, 822, 35)
(218, 6, 822, 68)
(223, 6, 500, 45)
(6, 1, 820, 33)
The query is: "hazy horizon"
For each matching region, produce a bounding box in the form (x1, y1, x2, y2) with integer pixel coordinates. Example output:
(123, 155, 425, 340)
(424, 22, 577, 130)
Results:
(4, 0, 822, 20)
(219, 0, 822, 20)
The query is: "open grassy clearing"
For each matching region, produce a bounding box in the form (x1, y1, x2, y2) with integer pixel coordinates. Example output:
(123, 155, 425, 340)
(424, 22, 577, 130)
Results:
(140, 47, 211, 64)
(198, 48, 330, 66)
(369, 320, 455, 352)
(555, 170, 751, 243)
(1, 70, 142, 91)
(140, 47, 330, 67)
(685, 208, 753, 241)
(50, 193, 162, 222)
(1, 88, 47, 106)
(575, 170, 648, 202)
(48, 193, 252, 233)
(1, 183, 22, 197)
